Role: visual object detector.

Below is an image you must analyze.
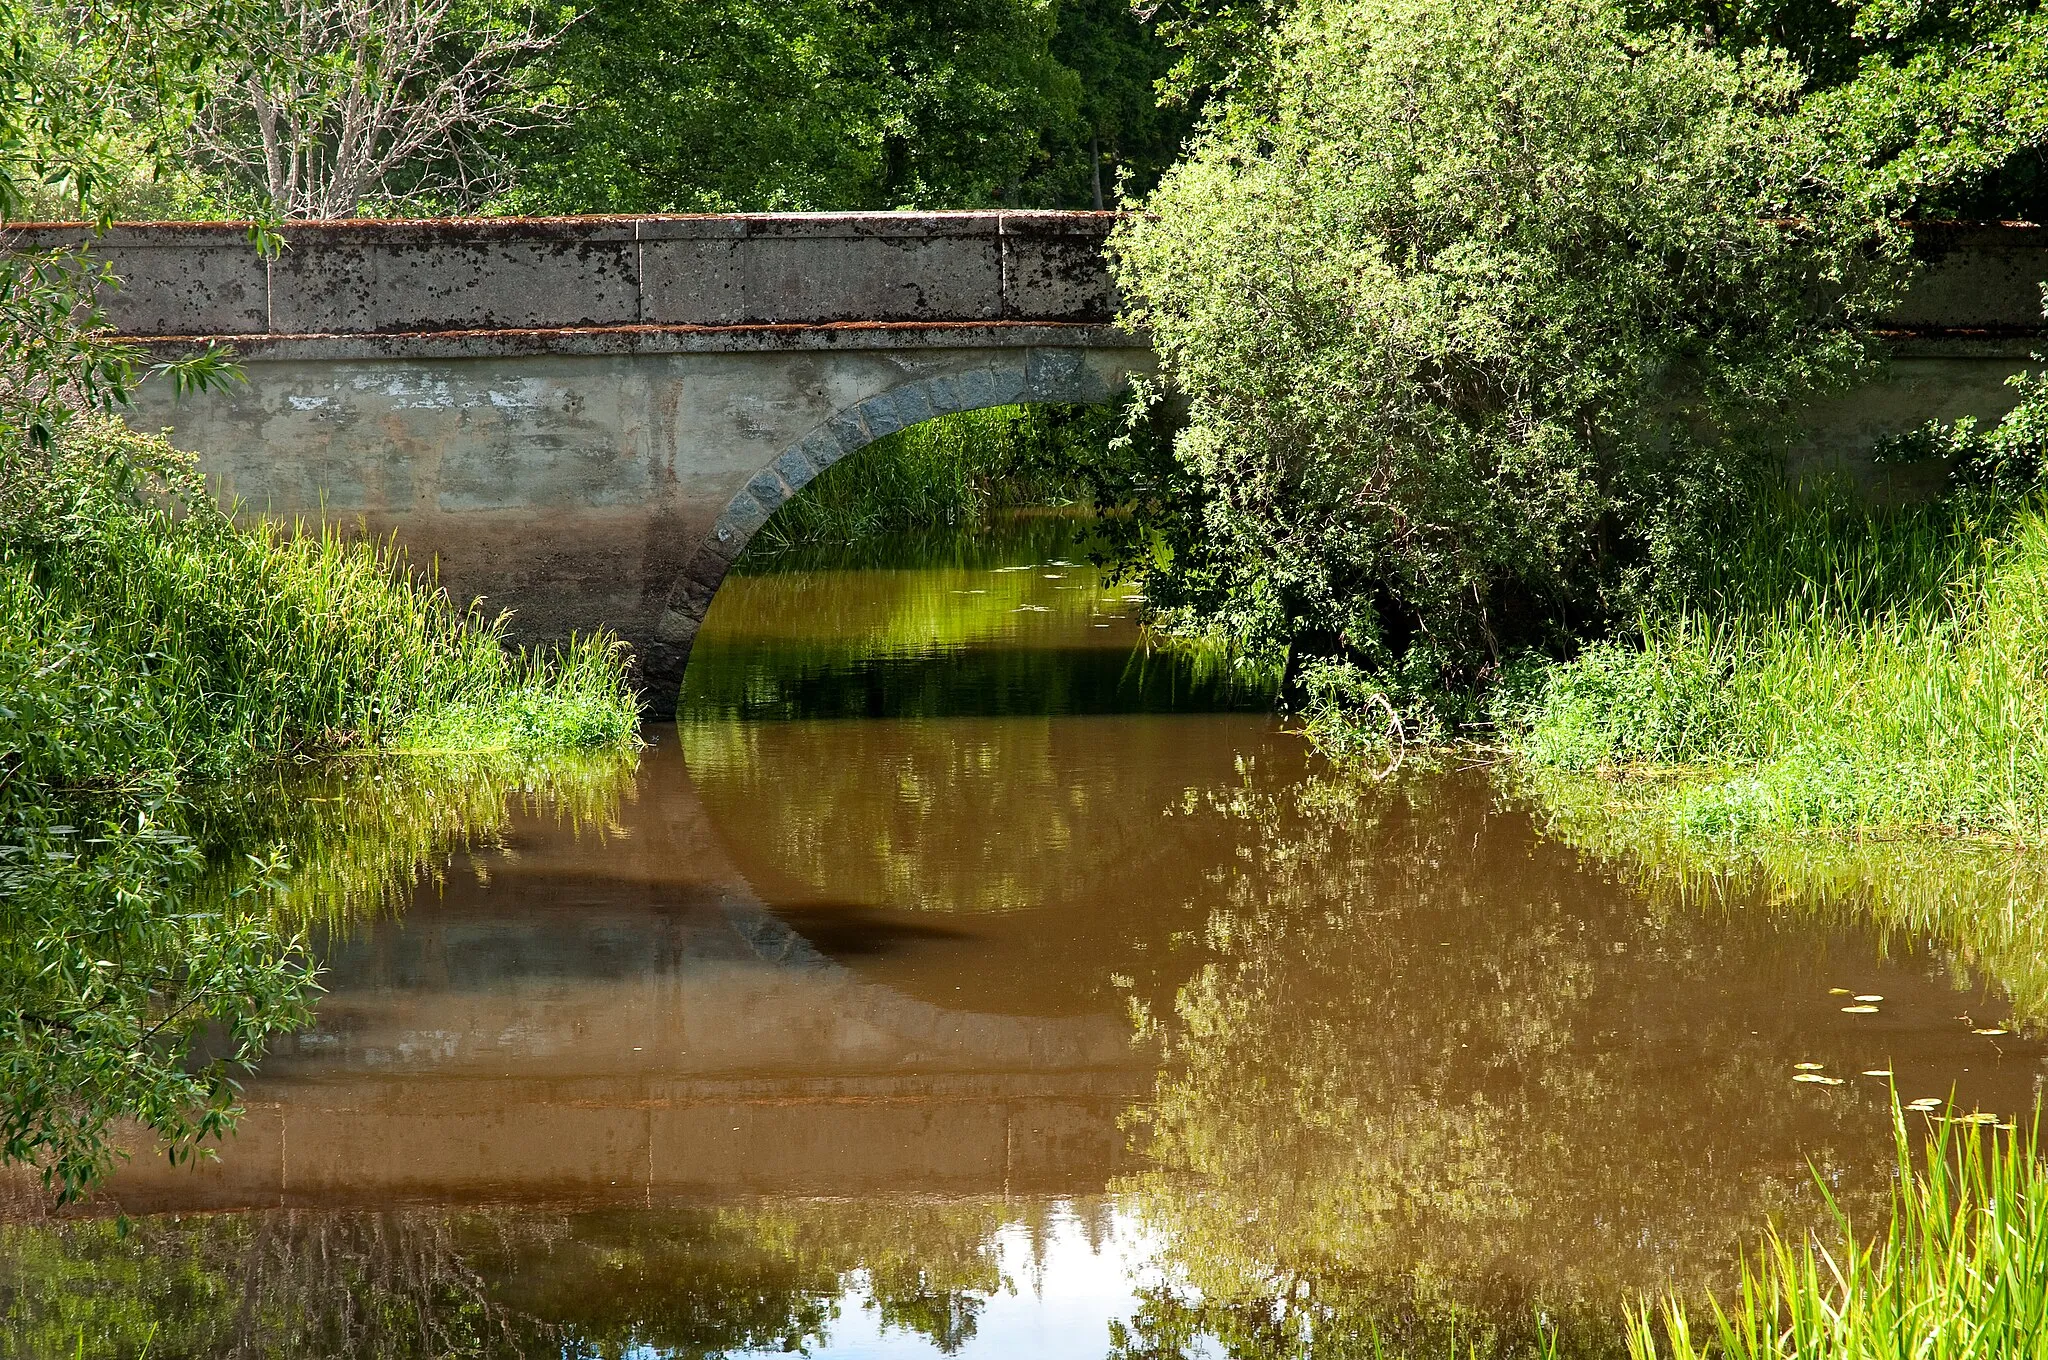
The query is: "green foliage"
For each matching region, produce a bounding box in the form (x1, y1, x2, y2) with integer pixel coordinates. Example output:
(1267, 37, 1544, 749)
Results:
(1878, 363, 2048, 502)
(0, 418, 640, 1200)
(1, 813, 315, 1205)
(497, 0, 1186, 213)
(1112, 760, 1901, 1359)
(0, 1197, 1046, 1359)
(1786, 0, 2048, 218)
(1113, 0, 1904, 701)
(1516, 765, 2048, 1029)
(1168, 0, 2048, 219)
(746, 403, 1103, 552)
(5, 418, 639, 778)
(1630, 1105, 2048, 1360)
(0, 0, 244, 219)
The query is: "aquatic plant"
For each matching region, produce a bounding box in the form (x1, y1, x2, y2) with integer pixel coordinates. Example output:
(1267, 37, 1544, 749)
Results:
(1628, 1105, 2048, 1360)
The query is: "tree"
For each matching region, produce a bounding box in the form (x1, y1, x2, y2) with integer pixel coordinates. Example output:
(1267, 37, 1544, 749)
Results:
(1030, 0, 1193, 208)
(0, 0, 243, 219)
(188, 0, 563, 218)
(497, 0, 1188, 214)
(1109, 0, 1905, 712)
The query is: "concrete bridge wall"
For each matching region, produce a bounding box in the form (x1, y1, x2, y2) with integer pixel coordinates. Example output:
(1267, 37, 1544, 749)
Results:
(10, 214, 2048, 710)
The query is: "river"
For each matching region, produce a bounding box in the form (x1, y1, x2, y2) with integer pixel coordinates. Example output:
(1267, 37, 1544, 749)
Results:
(2, 515, 2041, 1358)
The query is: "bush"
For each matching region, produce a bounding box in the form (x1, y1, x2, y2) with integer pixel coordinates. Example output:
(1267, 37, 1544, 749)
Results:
(1111, 0, 1904, 688)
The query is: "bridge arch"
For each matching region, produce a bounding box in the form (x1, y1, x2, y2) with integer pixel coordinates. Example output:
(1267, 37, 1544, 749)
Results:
(651, 344, 1151, 677)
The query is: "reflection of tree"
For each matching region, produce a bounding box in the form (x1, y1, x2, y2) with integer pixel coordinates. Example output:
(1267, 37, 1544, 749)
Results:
(2, 750, 636, 1202)
(1116, 766, 1917, 1358)
(1514, 764, 2048, 1029)
(685, 713, 1267, 919)
(0, 1196, 1066, 1359)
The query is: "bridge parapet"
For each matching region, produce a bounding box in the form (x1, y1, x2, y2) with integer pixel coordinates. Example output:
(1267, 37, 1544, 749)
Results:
(8, 211, 1121, 339)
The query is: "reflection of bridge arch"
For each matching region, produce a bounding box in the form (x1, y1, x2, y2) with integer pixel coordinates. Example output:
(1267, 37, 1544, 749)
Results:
(14, 743, 1150, 1218)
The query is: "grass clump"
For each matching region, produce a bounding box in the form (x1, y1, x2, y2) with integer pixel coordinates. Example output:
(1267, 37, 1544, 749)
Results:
(1508, 493, 2048, 843)
(1629, 1105, 2048, 1360)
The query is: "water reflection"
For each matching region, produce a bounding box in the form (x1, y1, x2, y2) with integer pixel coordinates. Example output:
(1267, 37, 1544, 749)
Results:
(3, 519, 2043, 1358)
(679, 516, 1278, 722)
(0, 1198, 1153, 1359)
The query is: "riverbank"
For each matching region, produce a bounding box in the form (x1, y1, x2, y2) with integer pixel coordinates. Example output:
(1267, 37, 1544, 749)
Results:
(3, 418, 642, 1201)
(1502, 487, 2048, 845)
(1286, 362, 2048, 852)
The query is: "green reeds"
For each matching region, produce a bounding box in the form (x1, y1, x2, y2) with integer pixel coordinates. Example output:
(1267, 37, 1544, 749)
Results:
(2, 418, 639, 789)
(1628, 1103, 2048, 1359)
(1513, 488, 2048, 842)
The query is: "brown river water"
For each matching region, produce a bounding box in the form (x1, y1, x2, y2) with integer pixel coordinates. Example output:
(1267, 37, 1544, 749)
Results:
(3, 516, 2043, 1358)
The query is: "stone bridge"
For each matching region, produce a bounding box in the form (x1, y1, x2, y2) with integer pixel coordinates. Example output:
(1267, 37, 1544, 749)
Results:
(13, 213, 2048, 710)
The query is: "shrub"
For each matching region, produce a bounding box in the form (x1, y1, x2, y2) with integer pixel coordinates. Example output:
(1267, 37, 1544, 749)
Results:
(1112, 0, 1904, 688)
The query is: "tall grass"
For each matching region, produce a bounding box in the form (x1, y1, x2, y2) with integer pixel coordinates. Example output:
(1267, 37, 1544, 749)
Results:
(1508, 486, 2048, 842)
(1628, 1105, 2048, 1359)
(3, 418, 639, 790)
(746, 403, 1099, 552)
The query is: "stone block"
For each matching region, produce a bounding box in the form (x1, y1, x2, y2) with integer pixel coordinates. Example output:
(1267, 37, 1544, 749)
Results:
(825, 408, 869, 451)
(1001, 212, 1118, 323)
(655, 608, 701, 643)
(269, 222, 640, 333)
(713, 488, 770, 542)
(1026, 349, 1089, 401)
(890, 384, 936, 428)
(923, 373, 967, 414)
(987, 363, 1029, 406)
(738, 214, 1004, 323)
(11, 224, 270, 334)
(798, 426, 849, 469)
(746, 468, 790, 512)
(637, 218, 746, 325)
(857, 392, 907, 438)
(774, 445, 822, 490)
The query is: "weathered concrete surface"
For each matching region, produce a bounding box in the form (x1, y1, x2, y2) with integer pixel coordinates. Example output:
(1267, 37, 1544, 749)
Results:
(9, 211, 1120, 332)
(10, 213, 2047, 709)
